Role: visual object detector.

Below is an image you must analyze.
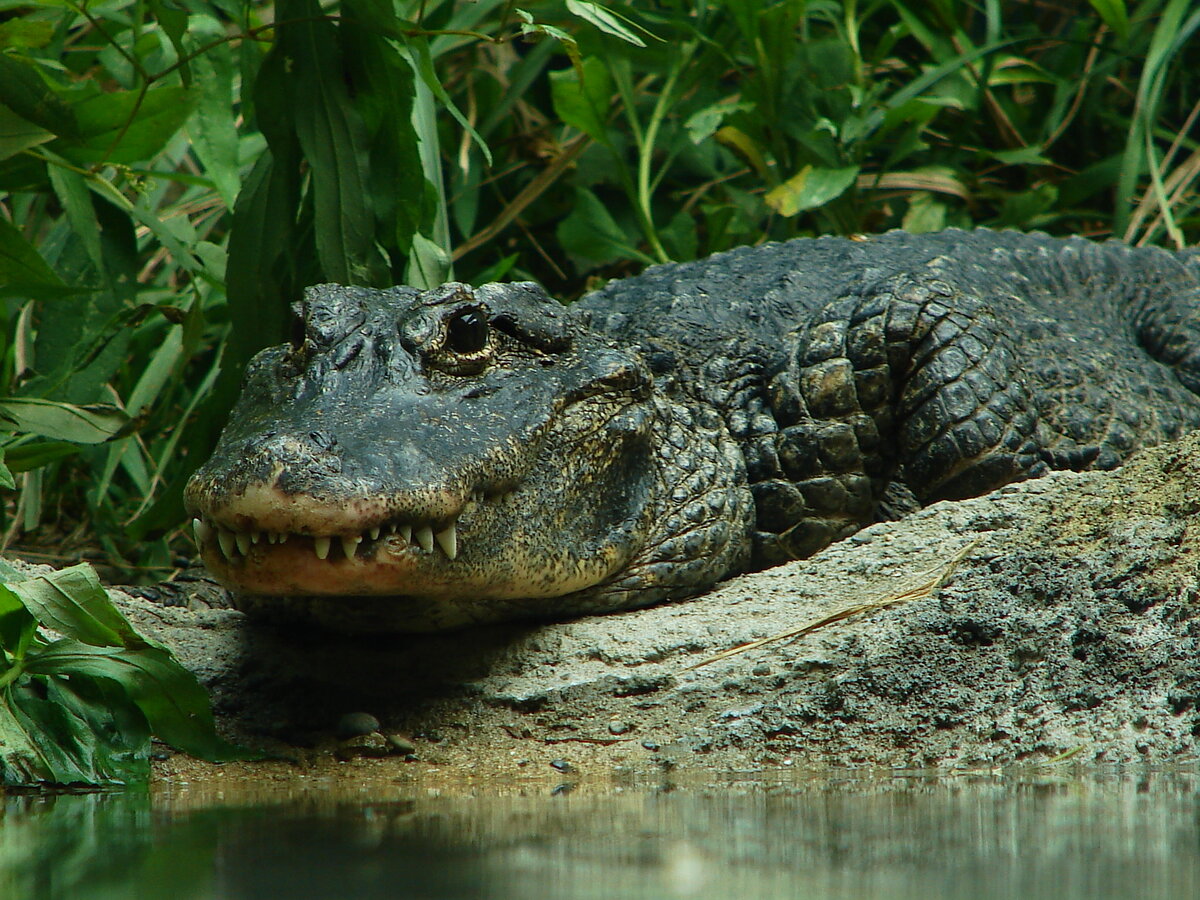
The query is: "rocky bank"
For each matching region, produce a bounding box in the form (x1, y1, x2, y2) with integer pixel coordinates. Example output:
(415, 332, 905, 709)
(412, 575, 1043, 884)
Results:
(114, 432, 1200, 773)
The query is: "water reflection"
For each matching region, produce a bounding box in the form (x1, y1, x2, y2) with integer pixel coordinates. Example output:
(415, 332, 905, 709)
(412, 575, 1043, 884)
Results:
(2, 772, 1198, 899)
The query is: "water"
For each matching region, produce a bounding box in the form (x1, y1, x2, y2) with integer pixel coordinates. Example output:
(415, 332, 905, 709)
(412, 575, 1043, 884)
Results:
(3, 770, 1198, 899)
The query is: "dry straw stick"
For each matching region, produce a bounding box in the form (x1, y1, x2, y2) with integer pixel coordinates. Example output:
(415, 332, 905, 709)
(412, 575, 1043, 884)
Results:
(684, 539, 981, 672)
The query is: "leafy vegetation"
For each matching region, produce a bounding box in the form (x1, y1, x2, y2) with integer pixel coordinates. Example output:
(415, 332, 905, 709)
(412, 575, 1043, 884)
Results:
(0, 0, 1196, 580)
(0, 559, 250, 786)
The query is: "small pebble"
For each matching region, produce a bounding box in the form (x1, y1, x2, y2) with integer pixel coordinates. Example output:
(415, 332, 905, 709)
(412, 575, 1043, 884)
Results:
(336, 712, 380, 740)
(549, 758, 573, 773)
(382, 734, 415, 755)
(641, 740, 660, 752)
(608, 721, 631, 735)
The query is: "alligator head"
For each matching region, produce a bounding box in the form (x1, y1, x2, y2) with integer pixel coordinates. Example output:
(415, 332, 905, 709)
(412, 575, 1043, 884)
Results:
(184, 282, 752, 630)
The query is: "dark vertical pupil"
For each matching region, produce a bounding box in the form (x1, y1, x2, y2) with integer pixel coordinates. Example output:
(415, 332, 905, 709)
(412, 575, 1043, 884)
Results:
(447, 309, 489, 353)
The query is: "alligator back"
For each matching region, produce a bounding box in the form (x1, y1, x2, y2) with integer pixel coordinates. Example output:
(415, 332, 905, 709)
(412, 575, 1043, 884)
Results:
(579, 229, 1200, 563)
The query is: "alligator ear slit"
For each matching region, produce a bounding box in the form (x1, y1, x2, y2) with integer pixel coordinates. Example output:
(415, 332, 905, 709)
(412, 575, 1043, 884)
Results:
(491, 313, 572, 352)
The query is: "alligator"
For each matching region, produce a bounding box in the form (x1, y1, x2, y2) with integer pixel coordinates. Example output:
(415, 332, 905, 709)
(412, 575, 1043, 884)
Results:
(184, 229, 1200, 631)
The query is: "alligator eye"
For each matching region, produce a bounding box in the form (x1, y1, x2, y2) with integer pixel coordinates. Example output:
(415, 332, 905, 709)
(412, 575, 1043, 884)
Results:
(446, 308, 489, 354)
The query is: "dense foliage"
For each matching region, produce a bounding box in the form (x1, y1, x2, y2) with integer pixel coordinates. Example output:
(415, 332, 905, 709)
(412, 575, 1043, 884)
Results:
(0, 559, 250, 785)
(0, 0, 1197, 579)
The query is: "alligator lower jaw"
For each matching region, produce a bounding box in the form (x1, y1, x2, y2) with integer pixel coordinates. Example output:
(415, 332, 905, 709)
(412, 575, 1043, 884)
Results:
(193, 516, 460, 563)
(189, 512, 622, 601)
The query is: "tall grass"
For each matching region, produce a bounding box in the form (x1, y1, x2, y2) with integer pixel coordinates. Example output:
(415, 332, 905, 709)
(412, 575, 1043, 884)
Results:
(0, 0, 1195, 579)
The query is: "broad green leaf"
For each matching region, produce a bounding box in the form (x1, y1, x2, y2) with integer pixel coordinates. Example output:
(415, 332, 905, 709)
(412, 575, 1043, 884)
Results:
(1, 681, 127, 785)
(764, 165, 859, 216)
(26, 640, 252, 764)
(1, 674, 151, 786)
(902, 191, 948, 233)
(550, 57, 613, 142)
(58, 87, 196, 165)
(0, 18, 54, 49)
(0, 104, 52, 161)
(684, 101, 754, 144)
(188, 25, 240, 206)
(0, 217, 72, 295)
(406, 232, 451, 290)
(0, 398, 127, 443)
(0, 53, 77, 137)
(5, 563, 143, 649)
(991, 146, 1053, 167)
(557, 187, 650, 267)
(566, 1, 647, 47)
(285, 4, 385, 285)
(0, 455, 13, 489)
(1088, 0, 1129, 41)
(149, 0, 192, 83)
(46, 155, 105, 273)
(1, 440, 79, 473)
(0, 582, 35, 658)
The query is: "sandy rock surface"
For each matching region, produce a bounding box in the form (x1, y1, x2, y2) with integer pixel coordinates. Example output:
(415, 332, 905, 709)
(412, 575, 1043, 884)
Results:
(111, 432, 1200, 774)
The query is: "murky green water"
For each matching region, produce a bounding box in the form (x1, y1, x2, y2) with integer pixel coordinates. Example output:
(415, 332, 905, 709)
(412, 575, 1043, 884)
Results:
(3, 770, 1198, 899)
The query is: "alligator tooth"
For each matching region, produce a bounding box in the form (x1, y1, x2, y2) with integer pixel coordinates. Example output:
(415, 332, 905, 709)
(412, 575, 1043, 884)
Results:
(341, 535, 361, 559)
(235, 532, 252, 555)
(399, 524, 413, 543)
(217, 529, 237, 561)
(369, 526, 381, 541)
(278, 532, 289, 543)
(415, 525, 434, 553)
(250, 531, 261, 544)
(434, 523, 458, 560)
(192, 518, 213, 547)
(314, 536, 331, 560)
(266, 532, 277, 544)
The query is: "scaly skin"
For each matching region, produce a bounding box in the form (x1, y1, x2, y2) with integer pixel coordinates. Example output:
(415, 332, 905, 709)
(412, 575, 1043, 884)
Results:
(185, 229, 1200, 631)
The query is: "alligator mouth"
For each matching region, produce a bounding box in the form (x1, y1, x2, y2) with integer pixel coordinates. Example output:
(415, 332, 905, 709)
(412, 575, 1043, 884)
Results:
(186, 479, 624, 602)
(192, 502, 471, 564)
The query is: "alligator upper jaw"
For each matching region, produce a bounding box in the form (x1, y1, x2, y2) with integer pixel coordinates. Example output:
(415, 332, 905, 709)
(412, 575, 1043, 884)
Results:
(185, 465, 639, 601)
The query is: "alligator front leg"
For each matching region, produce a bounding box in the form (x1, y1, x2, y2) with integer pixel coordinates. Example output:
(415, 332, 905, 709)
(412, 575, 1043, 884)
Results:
(758, 271, 1045, 564)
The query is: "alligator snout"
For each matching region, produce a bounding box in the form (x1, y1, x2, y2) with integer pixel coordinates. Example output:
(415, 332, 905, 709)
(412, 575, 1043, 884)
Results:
(242, 431, 343, 474)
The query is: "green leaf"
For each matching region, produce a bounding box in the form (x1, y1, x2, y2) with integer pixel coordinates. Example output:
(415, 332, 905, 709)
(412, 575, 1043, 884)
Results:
(0, 18, 55, 50)
(0, 53, 78, 138)
(557, 187, 649, 268)
(58, 87, 196, 165)
(565, 1, 647, 47)
(5, 563, 144, 649)
(1, 678, 148, 786)
(902, 191, 948, 233)
(26, 640, 252, 765)
(0, 582, 35, 657)
(0, 104, 53, 161)
(0, 217, 74, 297)
(550, 57, 613, 142)
(764, 165, 859, 216)
(406, 232, 451, 289)
(0, 454, 13, 489)
(46, 155, 105, 273)
(684, 101, 754, 144)
(149, 0, 192, 83)
(284, 5, 385, 285)
(516, 9, 576, 48)
(1088, 0, 1129, 41)
(0, 398, 128, 443)
(188, 26, 240, 206)
(1, 440, 79, 473)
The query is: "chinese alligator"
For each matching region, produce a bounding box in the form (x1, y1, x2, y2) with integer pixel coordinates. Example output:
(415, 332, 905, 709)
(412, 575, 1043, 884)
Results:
(184, 229, 1200, 631)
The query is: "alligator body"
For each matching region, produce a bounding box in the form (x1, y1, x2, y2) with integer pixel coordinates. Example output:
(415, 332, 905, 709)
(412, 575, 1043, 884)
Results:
(185, 229, 1200, 631)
